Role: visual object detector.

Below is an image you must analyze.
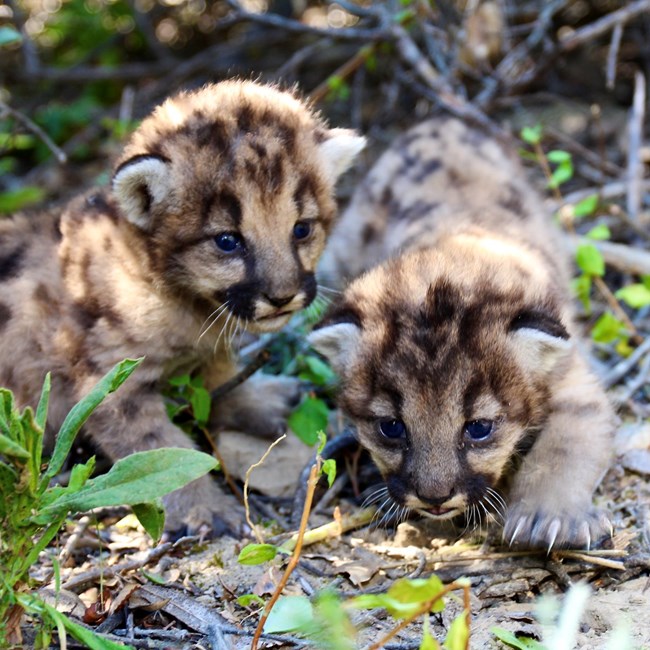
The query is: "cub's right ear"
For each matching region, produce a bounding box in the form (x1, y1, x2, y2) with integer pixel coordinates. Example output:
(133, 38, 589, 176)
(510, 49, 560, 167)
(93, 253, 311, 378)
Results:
(112, 154, 171, 230)
(308, 322, 361, 375)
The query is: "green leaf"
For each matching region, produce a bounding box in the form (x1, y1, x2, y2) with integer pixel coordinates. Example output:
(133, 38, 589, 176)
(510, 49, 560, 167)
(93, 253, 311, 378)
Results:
(642, 275, 650, 290)
(591, 312, 626, 344)
(573, 194, 599, 218)
(576, 244, 605, 277)
(141, 569, 167, 585)
(0, 186, 46, 213)
(548, 160, 573, 188)
(0, 432, 30, 459)
(39, 448, 217, 517)
(520, 125, 542, 145)
(352, 575, 447, 619)
(238, 543, 278, 565)
(44, 358, 143, 482)
(388, 575, 446, 614)
(263, 595, 314, 633)
(0, 26, 23, 46)
(571, 274, 592, 313)
(421, 618, 441, 649)
(491, 627, 546, 649)
(615, 284, 650, 309)
(132, 500, 165, 543)
(68, 456, 96, 491)
(322, 458, 337, 487)
(237, 593, 266, 607)
(35, 373, 51, 431)
(189, 385, 211, 424)
(168, 374, 191, 387)
(302, 355, 337, 386)
(546, 150, 571, 164)
(317, 430, 327, 454)
(288, 396, 330, 445)
(585, 224, 610, 240)
(443, 610, 470, 650)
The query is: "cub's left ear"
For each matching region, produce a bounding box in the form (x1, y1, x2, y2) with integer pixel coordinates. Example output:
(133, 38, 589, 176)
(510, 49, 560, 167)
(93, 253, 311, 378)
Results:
(318, 128, 366, 184)
(112, 154, 171, 230)
(308, 321, 361, 375)
(509, 310, 572, 375)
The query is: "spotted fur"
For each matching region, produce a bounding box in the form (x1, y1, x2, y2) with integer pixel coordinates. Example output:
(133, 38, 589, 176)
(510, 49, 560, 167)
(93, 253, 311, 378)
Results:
(0, 80, 364, 532)
(312, 118, 615, 550)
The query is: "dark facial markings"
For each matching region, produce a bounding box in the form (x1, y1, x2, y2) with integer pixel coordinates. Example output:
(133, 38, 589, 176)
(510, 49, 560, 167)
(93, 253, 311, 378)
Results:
(0, 302, 11, 331)
(0, 243, 27, 282)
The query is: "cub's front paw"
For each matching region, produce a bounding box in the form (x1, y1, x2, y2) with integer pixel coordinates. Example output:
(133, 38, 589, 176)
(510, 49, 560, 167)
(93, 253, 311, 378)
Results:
(162, 474, 244, 538)
(214, 375, 303, 438)
(504, 504, 612, 551)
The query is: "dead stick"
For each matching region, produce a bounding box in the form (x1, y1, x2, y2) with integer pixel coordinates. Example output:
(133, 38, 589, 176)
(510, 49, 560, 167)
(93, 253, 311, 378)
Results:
(251, 462, 321, 650)
(626, 70, 646, 222)
(210, 349, 270, 401)
(244, 434, 287, 544)
(559, 0, 650, 52)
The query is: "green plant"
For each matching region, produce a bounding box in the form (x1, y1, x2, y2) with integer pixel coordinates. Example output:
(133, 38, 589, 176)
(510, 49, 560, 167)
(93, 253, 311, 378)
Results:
(0, 358, 218, 648)
(520, 124, 644, 356)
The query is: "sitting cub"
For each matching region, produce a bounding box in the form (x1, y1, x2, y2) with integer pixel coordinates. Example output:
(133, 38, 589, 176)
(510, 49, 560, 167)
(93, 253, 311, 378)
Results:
(312, 118, 615, 550)
(0, 80, 364, 532)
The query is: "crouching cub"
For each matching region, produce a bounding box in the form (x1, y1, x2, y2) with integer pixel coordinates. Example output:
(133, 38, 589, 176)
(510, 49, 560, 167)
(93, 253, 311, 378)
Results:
(0, 80, 364, 532)
(311, 118, 615, 549)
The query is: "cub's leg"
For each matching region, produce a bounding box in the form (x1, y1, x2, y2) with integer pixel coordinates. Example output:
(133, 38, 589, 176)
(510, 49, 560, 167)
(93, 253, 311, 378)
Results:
(503, 356, 616, 550)
(203, 357, 302, 438)
(81, 379, 238, 534)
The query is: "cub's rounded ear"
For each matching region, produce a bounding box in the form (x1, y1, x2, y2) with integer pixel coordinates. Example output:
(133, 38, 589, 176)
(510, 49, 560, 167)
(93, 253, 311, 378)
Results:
(112, 154, 171, 230)
(318, 128, 366, 184)
(509, 310, 572, 375)
(308, 322, 361, 375)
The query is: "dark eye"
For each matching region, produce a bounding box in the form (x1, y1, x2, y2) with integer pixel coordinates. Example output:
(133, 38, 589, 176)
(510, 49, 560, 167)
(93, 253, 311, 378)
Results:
(378, 419, 407, 439)
(463, 419, 494, 442)
(215, 232, 244, 253)
(293, 221, 312, 240)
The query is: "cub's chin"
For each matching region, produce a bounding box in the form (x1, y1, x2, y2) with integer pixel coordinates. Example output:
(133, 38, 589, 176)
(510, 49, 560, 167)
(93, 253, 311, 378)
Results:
(247, 312, 294, 334)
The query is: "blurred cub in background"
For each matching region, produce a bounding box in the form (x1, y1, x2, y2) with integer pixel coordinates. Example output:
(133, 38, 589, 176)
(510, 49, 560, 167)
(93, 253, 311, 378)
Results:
(0, 80, 364, 532)
(312, 118, 615, 549)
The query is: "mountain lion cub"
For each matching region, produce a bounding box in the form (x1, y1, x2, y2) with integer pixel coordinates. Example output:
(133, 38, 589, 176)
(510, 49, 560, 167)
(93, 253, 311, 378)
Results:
(311, 118, 615, 550)
(0, 80, 364, 532)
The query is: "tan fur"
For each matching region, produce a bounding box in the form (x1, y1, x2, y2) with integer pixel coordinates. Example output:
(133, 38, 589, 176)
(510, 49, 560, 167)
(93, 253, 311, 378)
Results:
(0, 80, 364, 532)
(312, 118, 615, 549)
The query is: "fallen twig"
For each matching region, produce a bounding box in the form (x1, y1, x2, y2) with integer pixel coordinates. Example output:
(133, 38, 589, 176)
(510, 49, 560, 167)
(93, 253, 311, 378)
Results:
(210, 348, 270, 401)
(626, 70, 646, 222)
(61, 537, 196, 592)
(243, 434, 287, 544)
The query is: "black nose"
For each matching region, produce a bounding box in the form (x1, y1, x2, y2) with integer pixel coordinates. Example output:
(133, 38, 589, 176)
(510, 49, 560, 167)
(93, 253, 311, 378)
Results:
(264, 293, 296, 308)
(416, 488, 455, 506)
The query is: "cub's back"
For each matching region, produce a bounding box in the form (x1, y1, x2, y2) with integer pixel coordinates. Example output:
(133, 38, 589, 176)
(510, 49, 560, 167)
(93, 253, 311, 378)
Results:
(319, 118, 570, 292)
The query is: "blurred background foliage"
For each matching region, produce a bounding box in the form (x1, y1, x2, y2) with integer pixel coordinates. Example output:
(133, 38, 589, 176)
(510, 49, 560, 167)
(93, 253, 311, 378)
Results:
(0, 0, 648, 219)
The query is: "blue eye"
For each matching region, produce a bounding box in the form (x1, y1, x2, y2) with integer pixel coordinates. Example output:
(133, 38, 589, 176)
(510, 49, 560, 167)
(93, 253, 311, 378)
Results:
(215, 232, 244, 253)
(293, 221, 312, 240)
(464, 419, 494, 441)
(378, 419, 407, 439)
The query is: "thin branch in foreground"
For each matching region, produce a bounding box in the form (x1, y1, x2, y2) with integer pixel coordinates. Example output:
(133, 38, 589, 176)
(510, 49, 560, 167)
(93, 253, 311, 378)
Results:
(251, 461, 321, 650)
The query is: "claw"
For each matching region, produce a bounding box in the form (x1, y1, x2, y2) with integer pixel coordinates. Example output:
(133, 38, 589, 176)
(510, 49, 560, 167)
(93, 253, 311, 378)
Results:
(509, 517, 526, 546)
(580, 521, 591, 551)
(546, 519, 561, 554)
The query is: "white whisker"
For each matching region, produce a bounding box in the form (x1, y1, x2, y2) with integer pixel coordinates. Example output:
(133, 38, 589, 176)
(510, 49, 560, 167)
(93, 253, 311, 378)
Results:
(317, 284, 341, 296)
(198, 302, 230, 342)
(214, 311, 233, 354)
